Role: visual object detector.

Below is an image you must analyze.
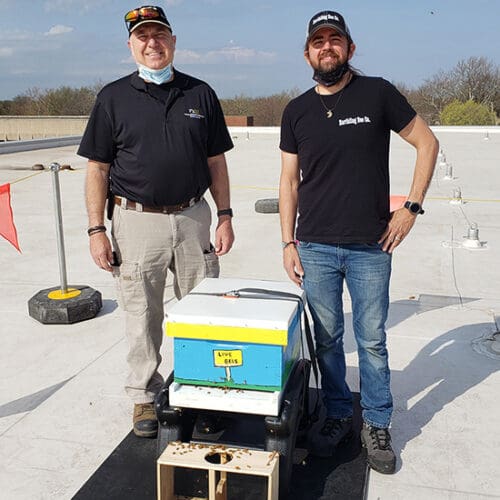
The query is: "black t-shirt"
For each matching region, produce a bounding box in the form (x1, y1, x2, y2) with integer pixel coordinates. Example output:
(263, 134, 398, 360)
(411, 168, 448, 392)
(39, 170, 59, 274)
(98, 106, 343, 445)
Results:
(78, 70, 233, 206)
(280, 75, 416, 244)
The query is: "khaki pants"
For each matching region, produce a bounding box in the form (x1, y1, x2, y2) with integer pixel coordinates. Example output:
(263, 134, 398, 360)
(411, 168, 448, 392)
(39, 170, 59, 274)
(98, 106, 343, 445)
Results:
(111, 198, 219, 403)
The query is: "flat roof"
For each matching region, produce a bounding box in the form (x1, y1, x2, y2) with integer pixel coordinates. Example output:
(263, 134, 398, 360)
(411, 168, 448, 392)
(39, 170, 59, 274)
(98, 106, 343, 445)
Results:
(0, 127, 499, 499)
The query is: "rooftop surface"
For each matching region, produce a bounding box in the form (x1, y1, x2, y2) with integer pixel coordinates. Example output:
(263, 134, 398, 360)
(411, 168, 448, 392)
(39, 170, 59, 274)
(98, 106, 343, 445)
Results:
(1, 126, 499, 499)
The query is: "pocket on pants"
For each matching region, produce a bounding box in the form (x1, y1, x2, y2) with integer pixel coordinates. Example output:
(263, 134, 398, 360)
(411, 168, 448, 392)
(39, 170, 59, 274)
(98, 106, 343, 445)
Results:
(115, 261, 147, 315)
(203, 246, 220, 278)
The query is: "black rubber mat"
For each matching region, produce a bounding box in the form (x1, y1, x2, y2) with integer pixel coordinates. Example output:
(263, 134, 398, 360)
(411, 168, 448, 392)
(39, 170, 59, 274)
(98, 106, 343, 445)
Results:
(73, 392, 367, 500)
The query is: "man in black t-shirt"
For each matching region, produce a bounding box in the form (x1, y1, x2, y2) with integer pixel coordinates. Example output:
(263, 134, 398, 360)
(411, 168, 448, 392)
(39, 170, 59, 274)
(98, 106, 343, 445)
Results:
(279, 11, 438, 473)
(78, 5, 234, 438)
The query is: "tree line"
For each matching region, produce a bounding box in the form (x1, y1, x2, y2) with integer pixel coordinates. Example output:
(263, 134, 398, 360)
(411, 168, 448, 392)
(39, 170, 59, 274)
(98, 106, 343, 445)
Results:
(0, 84, 103, 117)
(0, 57, 498, 126)
(397, 56, 499, 125)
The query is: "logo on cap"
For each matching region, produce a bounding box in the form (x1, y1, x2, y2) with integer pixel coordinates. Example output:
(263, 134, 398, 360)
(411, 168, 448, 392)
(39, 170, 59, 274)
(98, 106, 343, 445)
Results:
(312, 13, 340, 25)
(307, 10, 350, 40)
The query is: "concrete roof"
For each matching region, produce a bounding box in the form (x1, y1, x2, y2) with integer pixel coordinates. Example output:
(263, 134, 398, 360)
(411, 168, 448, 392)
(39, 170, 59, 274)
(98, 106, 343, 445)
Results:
(0, 126, 499, 499)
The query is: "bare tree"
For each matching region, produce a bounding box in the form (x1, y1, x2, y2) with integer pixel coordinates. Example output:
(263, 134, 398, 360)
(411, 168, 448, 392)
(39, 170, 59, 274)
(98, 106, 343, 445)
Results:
(221, 88, 302, 126)
(452, 56, 499, 106)
(3, 82, 104, 116)
(398, 57, 499, 124)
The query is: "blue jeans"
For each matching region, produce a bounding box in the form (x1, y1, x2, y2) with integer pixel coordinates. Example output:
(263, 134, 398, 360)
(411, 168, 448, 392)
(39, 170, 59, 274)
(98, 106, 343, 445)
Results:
(298, 241, 392, 428)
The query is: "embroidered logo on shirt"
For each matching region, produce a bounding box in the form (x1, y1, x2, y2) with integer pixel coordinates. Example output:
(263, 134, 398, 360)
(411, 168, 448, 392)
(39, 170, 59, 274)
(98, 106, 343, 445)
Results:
(338, 116, 372, 126)
(184, 108, 205, 119)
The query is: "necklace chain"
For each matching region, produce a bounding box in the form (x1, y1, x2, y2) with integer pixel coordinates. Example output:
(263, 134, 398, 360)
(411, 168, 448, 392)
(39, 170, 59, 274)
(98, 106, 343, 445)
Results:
(316, 73, 351, 119)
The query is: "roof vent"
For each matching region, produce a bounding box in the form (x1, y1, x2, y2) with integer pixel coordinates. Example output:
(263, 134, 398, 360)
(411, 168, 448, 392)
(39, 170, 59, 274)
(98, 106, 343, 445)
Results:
(443, 162, 453, 180)
(450, 187, 463, 205)
(462, 222, 486, 249)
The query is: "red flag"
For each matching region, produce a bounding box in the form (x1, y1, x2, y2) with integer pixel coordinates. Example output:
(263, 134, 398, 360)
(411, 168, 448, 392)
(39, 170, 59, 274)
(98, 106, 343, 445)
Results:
(0, 183, 21, 252)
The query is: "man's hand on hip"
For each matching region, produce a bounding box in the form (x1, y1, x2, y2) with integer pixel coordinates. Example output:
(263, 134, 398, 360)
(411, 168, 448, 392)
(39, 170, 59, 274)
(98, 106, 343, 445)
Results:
(378, 208, 417, 254)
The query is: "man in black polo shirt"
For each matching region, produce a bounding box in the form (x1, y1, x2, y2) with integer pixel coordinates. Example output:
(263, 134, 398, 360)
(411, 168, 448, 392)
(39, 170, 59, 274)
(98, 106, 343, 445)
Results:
(78, 5, 234, 438)
(279, 11, 438, 473)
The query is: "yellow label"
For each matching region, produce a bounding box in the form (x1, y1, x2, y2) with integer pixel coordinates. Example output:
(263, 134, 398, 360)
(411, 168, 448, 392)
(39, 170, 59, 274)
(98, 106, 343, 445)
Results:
(213, 350, 243, 367)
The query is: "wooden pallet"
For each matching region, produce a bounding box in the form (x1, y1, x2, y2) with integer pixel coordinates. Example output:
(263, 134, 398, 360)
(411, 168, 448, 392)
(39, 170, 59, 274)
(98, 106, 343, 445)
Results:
(157, 442, 279, 500)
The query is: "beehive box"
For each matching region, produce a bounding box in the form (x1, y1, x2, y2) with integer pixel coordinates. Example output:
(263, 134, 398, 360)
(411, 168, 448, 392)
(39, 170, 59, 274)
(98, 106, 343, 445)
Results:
(166, 278, 304, 394)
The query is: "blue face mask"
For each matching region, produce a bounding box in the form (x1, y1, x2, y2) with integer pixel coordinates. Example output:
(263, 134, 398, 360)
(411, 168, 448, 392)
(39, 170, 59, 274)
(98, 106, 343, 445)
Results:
(137, 63, 173, 85)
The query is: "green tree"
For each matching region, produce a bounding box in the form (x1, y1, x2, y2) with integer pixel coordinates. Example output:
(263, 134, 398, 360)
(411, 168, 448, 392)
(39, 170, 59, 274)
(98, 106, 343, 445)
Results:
(0, 100, 13, 115)
(440, 100, 496, 125)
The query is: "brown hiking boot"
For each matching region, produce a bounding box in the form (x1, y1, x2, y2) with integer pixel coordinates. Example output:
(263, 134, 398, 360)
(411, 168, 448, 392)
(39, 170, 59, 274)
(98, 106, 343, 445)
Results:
(360, 423, 396, 474)
(133, 403, 158, 438)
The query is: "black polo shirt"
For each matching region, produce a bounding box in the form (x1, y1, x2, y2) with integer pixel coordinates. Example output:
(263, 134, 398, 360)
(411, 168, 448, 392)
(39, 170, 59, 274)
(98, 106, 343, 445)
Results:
(78, 70, 233, 206)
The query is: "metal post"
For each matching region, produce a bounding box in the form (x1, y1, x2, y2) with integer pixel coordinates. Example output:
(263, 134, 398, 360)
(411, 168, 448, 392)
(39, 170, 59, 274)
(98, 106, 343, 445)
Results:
(50, 162, 68, 294)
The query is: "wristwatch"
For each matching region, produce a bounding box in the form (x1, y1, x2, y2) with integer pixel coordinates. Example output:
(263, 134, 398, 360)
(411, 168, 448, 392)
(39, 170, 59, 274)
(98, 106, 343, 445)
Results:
(217, 208, 233, 217)
(404, 201, 425, 215)
(282, 240, 297, 249)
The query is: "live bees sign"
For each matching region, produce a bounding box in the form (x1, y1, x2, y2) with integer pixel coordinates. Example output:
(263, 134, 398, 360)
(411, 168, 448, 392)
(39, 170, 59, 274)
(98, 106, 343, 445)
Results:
(213, 350, 243, 382)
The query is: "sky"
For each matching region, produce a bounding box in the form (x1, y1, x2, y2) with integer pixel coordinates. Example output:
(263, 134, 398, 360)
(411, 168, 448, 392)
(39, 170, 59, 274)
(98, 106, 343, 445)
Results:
(0, 0, 499, 101)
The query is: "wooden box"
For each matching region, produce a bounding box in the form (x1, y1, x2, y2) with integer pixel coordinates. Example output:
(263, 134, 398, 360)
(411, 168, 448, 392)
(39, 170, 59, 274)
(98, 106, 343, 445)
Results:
(157, 442, 279, 500)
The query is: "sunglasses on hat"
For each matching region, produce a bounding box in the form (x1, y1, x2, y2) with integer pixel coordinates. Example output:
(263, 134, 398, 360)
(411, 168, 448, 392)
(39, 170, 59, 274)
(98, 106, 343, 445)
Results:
(124, 5, 171, 33)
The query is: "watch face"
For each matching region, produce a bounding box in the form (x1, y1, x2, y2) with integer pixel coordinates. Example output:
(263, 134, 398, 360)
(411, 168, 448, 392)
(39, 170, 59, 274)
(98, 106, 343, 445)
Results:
(409, 202, 420, 214)
(404, 201, 423, 214)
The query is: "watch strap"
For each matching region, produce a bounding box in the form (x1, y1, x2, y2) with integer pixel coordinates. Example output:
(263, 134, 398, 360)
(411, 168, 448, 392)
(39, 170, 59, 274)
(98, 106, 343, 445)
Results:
(217, 208, 233, 217)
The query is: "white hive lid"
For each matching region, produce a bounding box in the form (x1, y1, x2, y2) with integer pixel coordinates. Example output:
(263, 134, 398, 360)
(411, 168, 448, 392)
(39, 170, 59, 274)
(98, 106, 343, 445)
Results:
(167, 277, 304, 330)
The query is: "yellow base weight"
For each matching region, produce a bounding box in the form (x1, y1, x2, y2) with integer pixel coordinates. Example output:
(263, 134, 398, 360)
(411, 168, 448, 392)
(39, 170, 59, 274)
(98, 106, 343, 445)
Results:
(29, 285, 102, 324)
(47, 288, 82, 300)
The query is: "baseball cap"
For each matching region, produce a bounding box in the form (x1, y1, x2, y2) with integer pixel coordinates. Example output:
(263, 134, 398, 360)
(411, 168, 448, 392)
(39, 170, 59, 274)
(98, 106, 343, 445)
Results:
(307, 11, 351, 41)
(125, 5, 172, 34)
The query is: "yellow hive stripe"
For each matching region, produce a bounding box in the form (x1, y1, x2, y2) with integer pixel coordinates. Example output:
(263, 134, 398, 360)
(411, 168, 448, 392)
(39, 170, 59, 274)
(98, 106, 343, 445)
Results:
(166, 322, 288, 346)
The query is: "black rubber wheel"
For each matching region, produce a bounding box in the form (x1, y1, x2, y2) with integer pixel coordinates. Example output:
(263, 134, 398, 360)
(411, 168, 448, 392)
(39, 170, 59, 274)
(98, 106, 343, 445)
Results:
(264, 359, 311, 500)
(255, 198, 279, 214)
(155, 372, 197, 458)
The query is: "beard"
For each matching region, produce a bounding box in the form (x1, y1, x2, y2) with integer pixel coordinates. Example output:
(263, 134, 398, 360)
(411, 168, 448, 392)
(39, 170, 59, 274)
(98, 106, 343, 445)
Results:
(313, 61, 349, 87)
(311, 50, 350, 87)
(316, 50, 343, 72)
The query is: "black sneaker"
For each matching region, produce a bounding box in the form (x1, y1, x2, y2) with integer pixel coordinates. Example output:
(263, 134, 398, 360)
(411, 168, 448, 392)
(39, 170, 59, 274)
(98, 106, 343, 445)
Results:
(311, 417, 353, 457)
(360, 423, 396, 474)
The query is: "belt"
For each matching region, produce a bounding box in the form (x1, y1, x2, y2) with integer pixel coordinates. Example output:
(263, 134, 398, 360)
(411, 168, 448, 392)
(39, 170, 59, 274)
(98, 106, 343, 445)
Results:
(114, 195, 200, 214)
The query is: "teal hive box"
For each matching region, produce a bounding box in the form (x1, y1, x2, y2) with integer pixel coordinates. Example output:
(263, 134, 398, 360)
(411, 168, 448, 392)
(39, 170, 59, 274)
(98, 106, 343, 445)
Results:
(166, 278, 304, 392)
